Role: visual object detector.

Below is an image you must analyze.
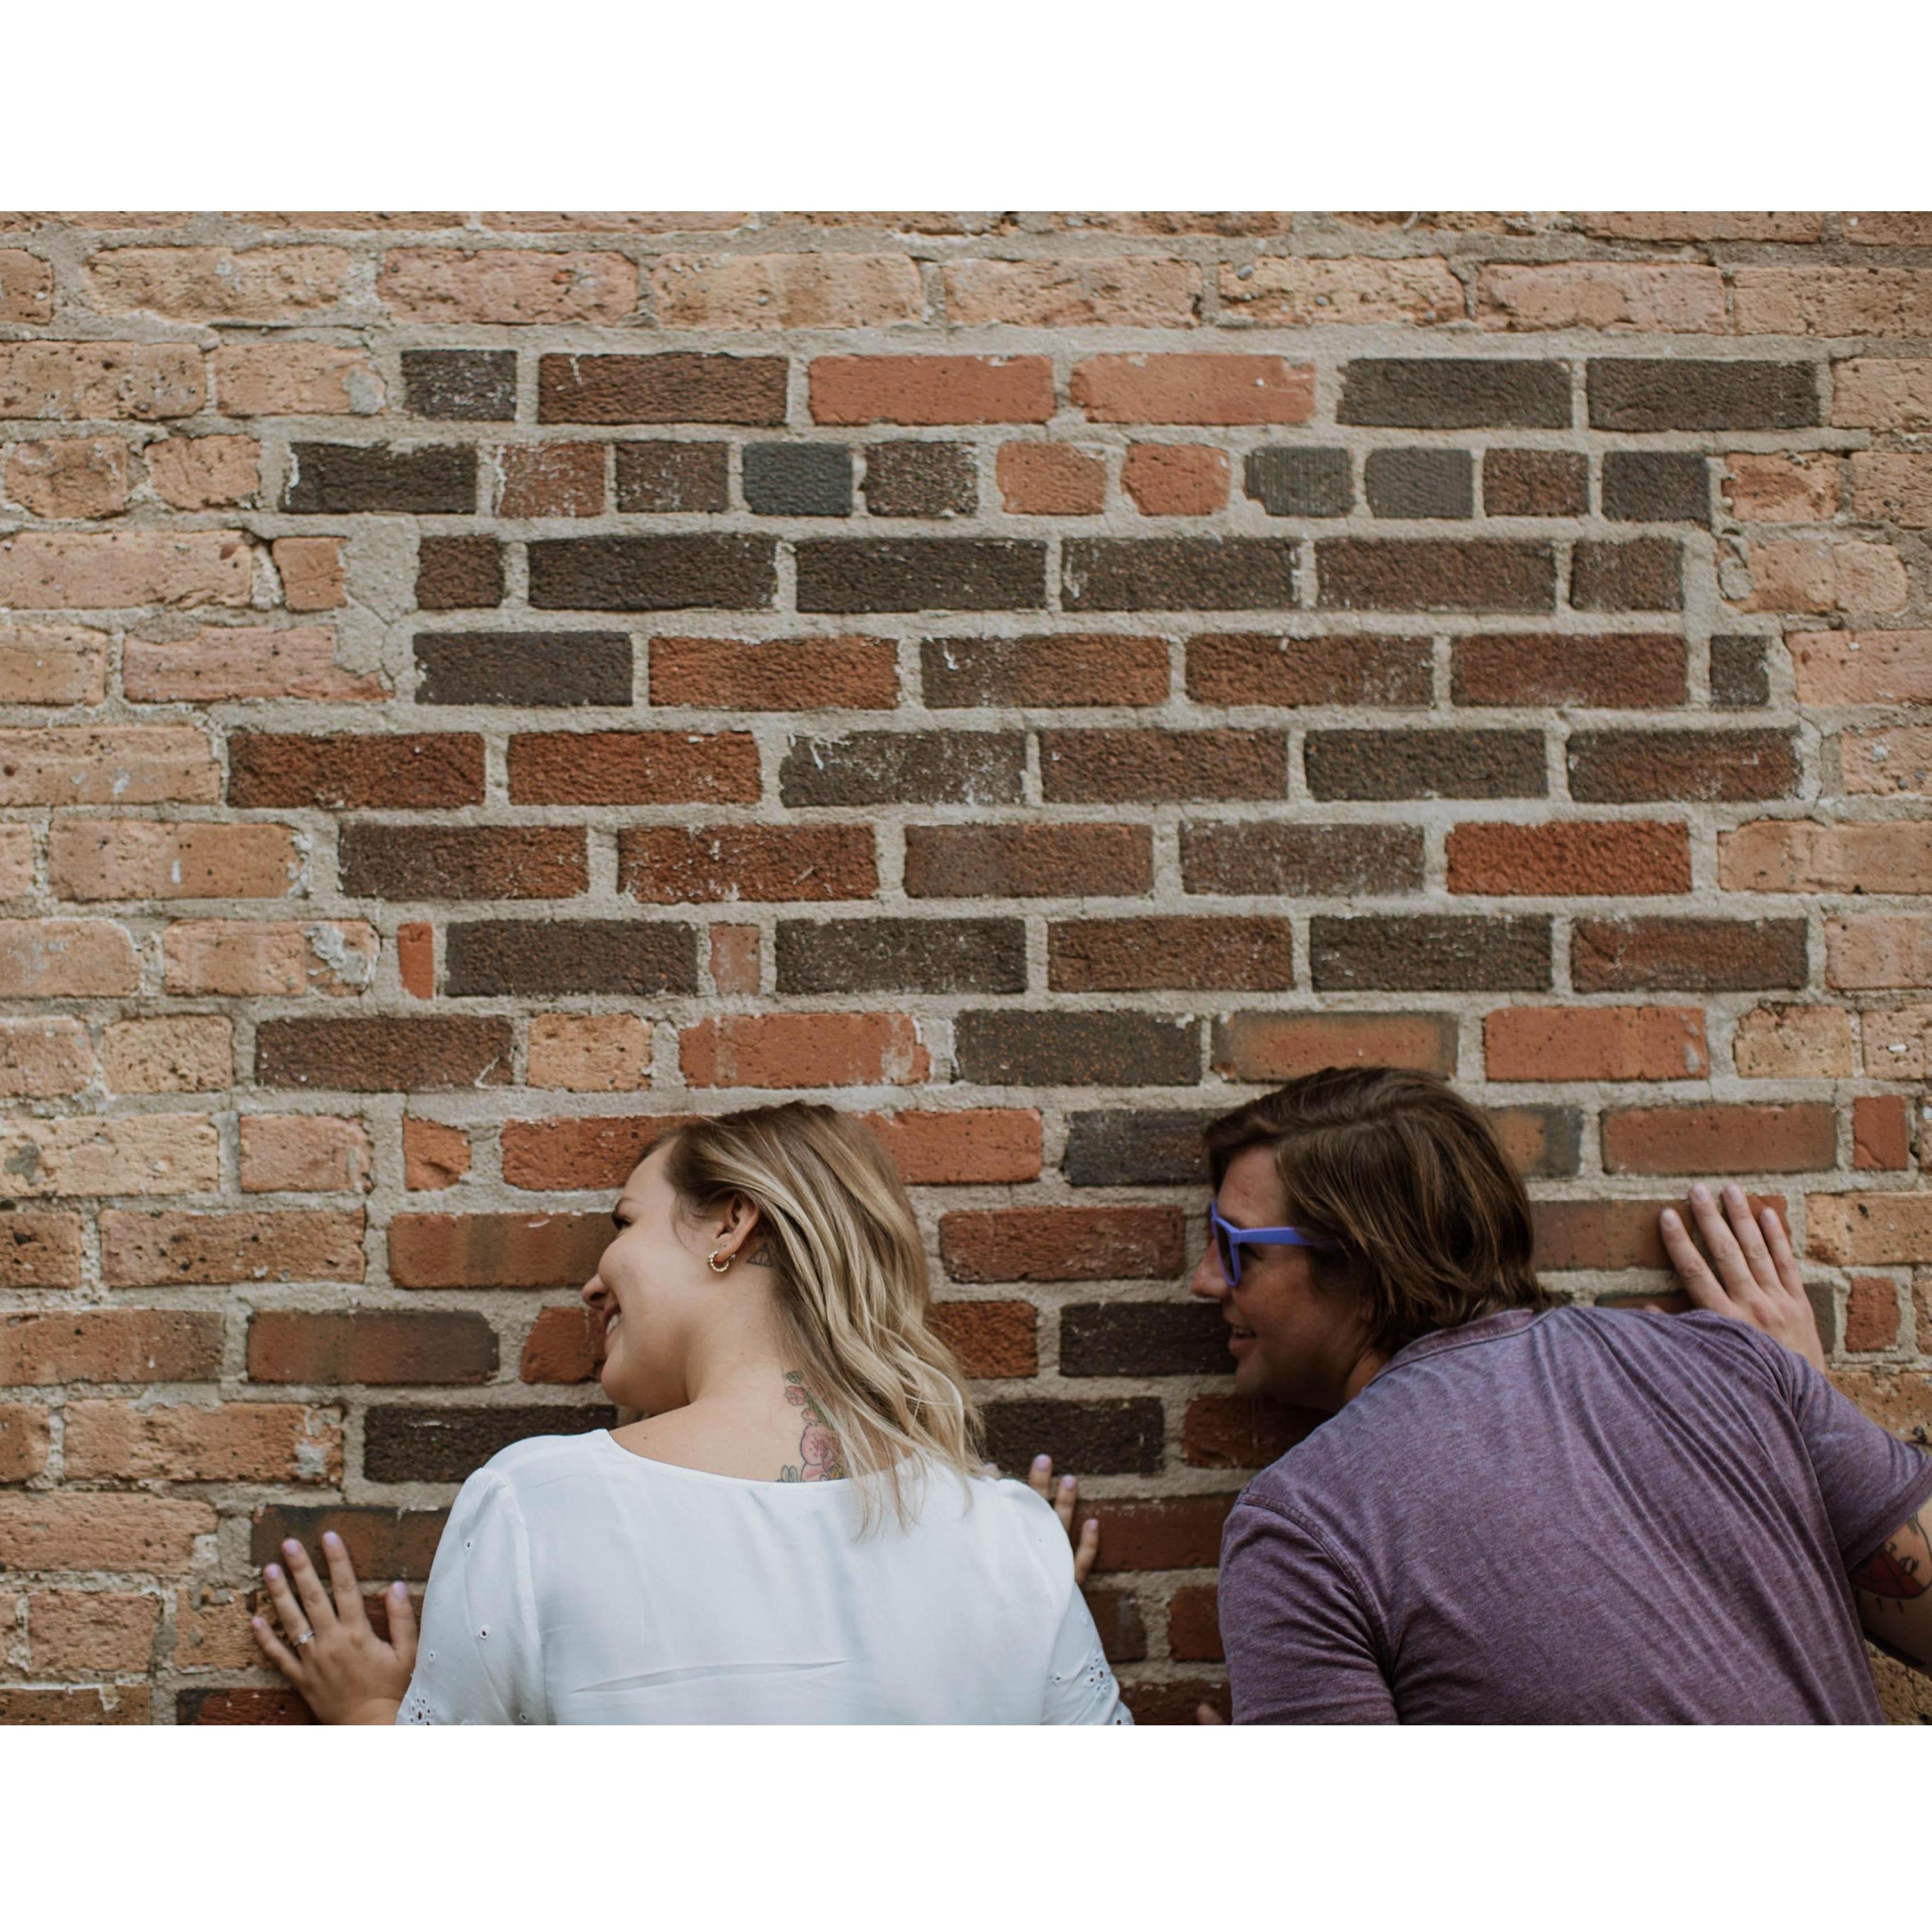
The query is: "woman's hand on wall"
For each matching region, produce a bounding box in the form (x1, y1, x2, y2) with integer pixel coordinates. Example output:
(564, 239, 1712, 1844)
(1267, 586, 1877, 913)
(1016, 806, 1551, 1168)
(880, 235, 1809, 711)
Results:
(254, 1530, 418, 1725)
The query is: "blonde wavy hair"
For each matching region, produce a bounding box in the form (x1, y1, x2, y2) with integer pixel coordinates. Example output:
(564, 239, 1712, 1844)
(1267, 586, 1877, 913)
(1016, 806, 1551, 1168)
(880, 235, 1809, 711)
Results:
(659, 1101, 982, 1529)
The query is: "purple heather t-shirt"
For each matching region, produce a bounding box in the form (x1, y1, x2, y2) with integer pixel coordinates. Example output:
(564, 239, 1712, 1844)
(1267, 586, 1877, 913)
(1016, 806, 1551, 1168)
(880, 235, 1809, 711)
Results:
(1219, 1306, 1932, 1724)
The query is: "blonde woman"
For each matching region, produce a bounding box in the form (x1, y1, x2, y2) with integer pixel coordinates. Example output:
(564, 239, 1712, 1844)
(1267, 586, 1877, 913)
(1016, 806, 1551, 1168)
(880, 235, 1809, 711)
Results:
(253, 1102, 1127, 1725)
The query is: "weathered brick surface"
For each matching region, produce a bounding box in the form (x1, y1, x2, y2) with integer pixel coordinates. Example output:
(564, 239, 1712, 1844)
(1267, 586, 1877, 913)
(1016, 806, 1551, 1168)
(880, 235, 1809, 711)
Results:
(3, 211, 1930, 1724)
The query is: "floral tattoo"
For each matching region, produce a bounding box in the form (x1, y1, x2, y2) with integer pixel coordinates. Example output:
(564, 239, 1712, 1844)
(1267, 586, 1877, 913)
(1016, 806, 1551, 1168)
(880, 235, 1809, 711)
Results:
(1850, 1511, 1931, 1610)
(778, 1371, 847, 1482)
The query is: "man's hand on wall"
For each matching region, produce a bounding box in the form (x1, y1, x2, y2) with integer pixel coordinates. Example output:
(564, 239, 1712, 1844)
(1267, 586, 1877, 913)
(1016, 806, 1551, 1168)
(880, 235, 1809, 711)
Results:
(1658, 1183, 1827, 1372)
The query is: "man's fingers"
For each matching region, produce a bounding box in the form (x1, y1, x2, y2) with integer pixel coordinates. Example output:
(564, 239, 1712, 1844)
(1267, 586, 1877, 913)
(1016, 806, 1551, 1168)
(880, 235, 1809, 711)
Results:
(1721, 1184, 1784, 1302)
(281, 1539, 336, 1627)
(1027, 1453, 1053, 1502)
(1686, 1185, 1759, 1299)
(386, 1582, 418, 1675)
(1072, 1516, 1101, 1588)
(1659, 1206, 1728, 1309)
(251, 1612, 303, 1684)
(320, 1531, 366, 1629)
(1760, 1205, 1807, 1300)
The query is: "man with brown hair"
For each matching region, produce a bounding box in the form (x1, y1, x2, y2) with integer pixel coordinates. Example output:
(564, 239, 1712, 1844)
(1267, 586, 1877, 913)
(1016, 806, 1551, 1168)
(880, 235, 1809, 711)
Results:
(1198, 1066, 1932, 1723)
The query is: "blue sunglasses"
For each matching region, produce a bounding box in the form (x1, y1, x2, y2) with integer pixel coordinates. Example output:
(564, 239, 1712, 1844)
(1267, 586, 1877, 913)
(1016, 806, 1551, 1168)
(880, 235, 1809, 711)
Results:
(1210, 1204, 1338, 1286)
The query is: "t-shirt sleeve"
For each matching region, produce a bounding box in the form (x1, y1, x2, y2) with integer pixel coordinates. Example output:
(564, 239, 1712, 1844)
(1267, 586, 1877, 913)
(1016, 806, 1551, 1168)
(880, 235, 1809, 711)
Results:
(1782, 1352, 1932, 1570)
(1040, 1582, 1132, 1725)
(1218, 1495, 1396, 1724)
(396, 1469, 546, 1726)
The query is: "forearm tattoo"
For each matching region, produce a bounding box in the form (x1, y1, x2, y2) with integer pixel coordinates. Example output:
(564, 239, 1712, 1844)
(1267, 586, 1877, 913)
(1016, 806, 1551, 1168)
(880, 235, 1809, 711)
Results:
(1850, 1511, 1931, 1608)
(777, 1370, 848, 1482)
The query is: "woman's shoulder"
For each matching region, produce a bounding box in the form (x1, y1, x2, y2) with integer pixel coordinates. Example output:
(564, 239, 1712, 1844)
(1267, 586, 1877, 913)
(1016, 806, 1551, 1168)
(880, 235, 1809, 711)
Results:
(471, 1425, 615, 1489)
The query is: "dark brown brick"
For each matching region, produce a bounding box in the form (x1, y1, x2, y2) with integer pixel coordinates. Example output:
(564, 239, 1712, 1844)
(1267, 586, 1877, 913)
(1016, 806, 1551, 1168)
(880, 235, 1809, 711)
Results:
(1048, 917, 1294, 991)
(1179, 822, 1423, 896)
(862, 441, 978, 518)
(1603, 451, 1711, 525)
(1483, 448, 1587, 517)
(538, 353, 788, 425)
(741, 442, 851, 517)
(1184, 1394, 1322, 1467)
(1061, 1301, 1232, 1377)
(250, 1505, 446, 1581)
(416, 537, 504, 609)
(1487, 1104, 1583, 1179)
(1317, 539, 1556, 612)
(283, 443, 475, 514)
(1572, 917, 1808, 992)
(1571, 538, 1683, 612)
(942, 1206, 1184, 1284)
(246, 1310, 498, 1385)
(1364, 447, 1473, 518)
(1184, 632, 1432, 708)
(508, 731, 761, 805)
(387, 1212, 611, 1289)
(1305, 729, 1546, 800)
(228, 733, 483, 809)
(1451, 633, 1687, 709)
(954, 1011, 1200, 1086)
(1568, 728, 1799, 802)
(403, 349, 517, 422)
(778, 731, 1024, 807)
(255, 1017, 513, 1091)
(1124, 1677, 1234, 1724)
(614, 441, 729, 512)
(1339, 359, 1572, 429)
(1082, 1587, 1149, 1664)
(1243, 446, 1351, 517)
(445, 920, 698, 997)
(528, 537, 776, 610)
(921, 634, 1169, 708)
(413, 632, 631, 707)
(1040, 728, 1285, 802)
(177, 1688, 313, 1725)
(1061, 538, 1298, 611)
(338, 825, 587, 900)
(774, 917, 1025, 995)
(1166, 1583, 1223, 1662)
(794, 539, 1046, 613)
(1711, 636, 1771, 709)
(982, 1397, 1165, 1476)
(1310, 915, 1552, 991)
(621, 825, 875, 904)
(1587, 360, 1820, 431)
(1063, 1110, 1216, 1187)
(364, 1405, 618, 1483)
(904, 824, 1153, 898)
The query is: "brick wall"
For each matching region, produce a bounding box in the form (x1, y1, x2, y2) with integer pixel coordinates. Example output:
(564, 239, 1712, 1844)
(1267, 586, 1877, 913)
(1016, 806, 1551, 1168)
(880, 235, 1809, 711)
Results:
(1, 209, 1930, 1726)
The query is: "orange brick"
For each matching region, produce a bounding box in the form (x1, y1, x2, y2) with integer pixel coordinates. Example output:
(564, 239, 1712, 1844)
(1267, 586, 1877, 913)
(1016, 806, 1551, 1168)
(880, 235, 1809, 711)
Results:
(4, 437, 129, 518)
(938, 1207, 1183, 1283)
(1841, 726, 1932, 796)
(1863, 1005, 1932, 1078)
(174, 1586, 265, 1670)
(0, 1402, 51, 1478)
(1732, 1003, 1855, 1078)
(238, 1115, 374, 1193)
(145, 434, 261, 509)
(1827, 916, 1932, 990)
(404, 1117, 471, 1191)
(0, 529, 250, 609)
(1832, 359, 1932, 432)
(396, 920, 434, 999)
(1534, 1194, 1786, 1271)
(648, 635, 898, 710)
(996, 442, 1105, 515)
(161, 920, 377, 996)
(64, 1399, 341, 1482)
(0, 917, 138, 995)
(942, 257, 1198, 328)
(858, 1108, 1042, 1184)
(1736, 539, 1908, 614)
(527, 1013, 652, 1090)
(680, 1012, 928, 1087)
(1721, 821, 1932, 895)
(1484, 1005, 1707, 1082)
(26, 1591, 160, 1674)
(99, 1208, 364, 1285)
(379, 249, 638, 325)
(1829, 1368, 1932, 1439)
(210, 343, 381, 416)
(0, 726, 216, 806)
(1811, 1194, 1932, 1267)
(654, 253, 922, 329)
(0, 1309, 217, 1383)
(0, 1017, 93, 1096)
(1722, 454, 1840, 523)
(1477, 262, 1724, 332)
(520, 1305, 604, 1384)
(1212, 1011, 1457, 1080)
(88, 245, 349, 321)
(0, 1113, 217, 1196)
(49, 820, 297, 899)
(928, 1301, 1037, 1378)
(0, 1494, 215, 1571)
(501, 1115, 691, 1191)
(123, 626, 383, 703)
(101, 1016, 232, 1093)
(1070, 355, 1315, 425)
(0, 622, 108, 703)
(271, 536, 346, 611)
(1448, 822, 1690, 896)
(1854, 1096, 1913, 1172)
(1121, 444, 1229, 516)
(1733, 267, 1932, 337)
(1603, 1104, 1837, 1175)
(385, 1212, 610, 1289)
(1217, 255, 1460, 326)
(0, 341, 204, 421)
(808, 355, 1054, 426)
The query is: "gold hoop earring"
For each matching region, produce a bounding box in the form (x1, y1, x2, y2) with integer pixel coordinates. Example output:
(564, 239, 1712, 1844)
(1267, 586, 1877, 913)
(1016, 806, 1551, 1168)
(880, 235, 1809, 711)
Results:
(707, 1250, 731, 1274)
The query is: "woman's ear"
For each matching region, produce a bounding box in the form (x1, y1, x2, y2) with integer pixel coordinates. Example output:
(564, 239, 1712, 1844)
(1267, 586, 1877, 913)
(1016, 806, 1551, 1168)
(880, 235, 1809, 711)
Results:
(713, 1195, 762, 1261)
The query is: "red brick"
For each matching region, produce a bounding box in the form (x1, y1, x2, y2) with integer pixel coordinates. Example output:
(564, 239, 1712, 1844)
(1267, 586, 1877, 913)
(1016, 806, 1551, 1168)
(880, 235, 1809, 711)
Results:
(1186, 632, 1432, 709)
(1067, 1495, 1236, 1573)
(809, 356, 1054, 426)
(648, 634, 898, 710)
(0, 1687, 152, 1724)
(904, 824, 1153, 899)
(25, 1591, 160, 1674)
(620, 825, 876, 903)
(1211, 1011, 1457, 1081)
(1166, 1583, 1224, 1661)
(64, 1399, 341, 1482)
(397, 921, 434, 999)
(1855, 1096, 1913, 1172)
(1846, 1277, 1902, 1352)
(99, 1209, 366, 1286)
(508, 731, 760, 804)
(227, 734, 483, 810)
(943, 257, 1198, 328)
(500, 1115, 691, 1192)
(246, 1310, 497, 1386)
(1183, 1395, 1321, 1468)
(175, 1687, 313, 1726)
(710, 925, 759, 994)
(238, 1116, 373, 1195)
(925, 634, 1169, 707)
(379, 249, 637, 324)
(1721, 822, 1932, 895)
(48, 820, 297, 900)
(492, 442, 606, 517)
(0, 1402, 51, 1478)
(927, 1301, 1037, 1378)
(520, 1306, 603, 1384)
(0, 1307, 216, 1382)
(1723, 454, 1840, 523)
(0, 1493, 213, 1571)
(1484, 1005, 1707, 1082)
(1535, 1195, 1786, 1271)
(1810, 1196, 1932, 1268)
(1040, 728, 1285, 803)
(162, 920, 377, 996)
(1602, 1104, 1837, 1175)
(404, 1117, 471, 1191)
(995, 443, 1106, 515)
(938, 1208, 1184, 1284)
(680, 1012, 928, 1087)
(858, 1109, 1042, 1184)
(1451, 633, 1686, 709)
(1121, 443, 1229, 516)
(1071, 355, 1315, 425)
(385, 1212, 610, 1289)
(1448, 822, 1691, 896)
(1048, 917, 1295, 991)
(257, 1016, 511, 1092)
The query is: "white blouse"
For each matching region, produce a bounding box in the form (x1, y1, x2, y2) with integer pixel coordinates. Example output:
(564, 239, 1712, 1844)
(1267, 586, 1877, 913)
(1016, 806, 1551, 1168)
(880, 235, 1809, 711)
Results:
(396, 1430, 1131, 1725)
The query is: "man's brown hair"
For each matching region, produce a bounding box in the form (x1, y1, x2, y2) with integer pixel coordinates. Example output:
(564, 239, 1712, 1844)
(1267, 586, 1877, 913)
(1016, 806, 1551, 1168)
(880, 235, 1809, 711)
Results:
(1203, 1066, 1554, 1357)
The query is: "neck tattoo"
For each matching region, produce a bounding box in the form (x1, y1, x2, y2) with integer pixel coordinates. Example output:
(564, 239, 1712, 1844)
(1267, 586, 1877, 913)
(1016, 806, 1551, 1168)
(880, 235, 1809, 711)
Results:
(777, 1371, 848, 1482)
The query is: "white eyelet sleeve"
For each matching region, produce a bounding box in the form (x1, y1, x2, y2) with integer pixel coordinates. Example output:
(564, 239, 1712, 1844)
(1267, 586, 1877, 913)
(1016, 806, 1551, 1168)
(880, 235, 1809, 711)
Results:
(396, 1469, 547, 1726)
(1041, 1585, 1133, 1725)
